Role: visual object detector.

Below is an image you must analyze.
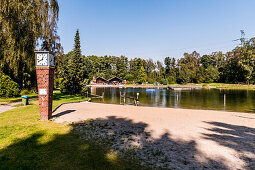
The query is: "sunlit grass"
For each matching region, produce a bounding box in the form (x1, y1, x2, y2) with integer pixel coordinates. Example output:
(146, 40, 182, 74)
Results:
(208, 83, 255, 90)
(0, 92, 140, 169)
(0, 93, 38, 104)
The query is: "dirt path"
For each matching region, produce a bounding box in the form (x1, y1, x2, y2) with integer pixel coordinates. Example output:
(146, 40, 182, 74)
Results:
(0, 97, 37, 114)
(0, 102, 22, 114)
(53, 102, 255, 169)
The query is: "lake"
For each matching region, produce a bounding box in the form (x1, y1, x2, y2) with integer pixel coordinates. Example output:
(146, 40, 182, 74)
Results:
(90, 87, 255, 113)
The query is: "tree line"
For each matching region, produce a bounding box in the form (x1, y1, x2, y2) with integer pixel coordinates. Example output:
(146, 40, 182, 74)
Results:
(56, 30, 255, 94)
(0, 0, 254, 96)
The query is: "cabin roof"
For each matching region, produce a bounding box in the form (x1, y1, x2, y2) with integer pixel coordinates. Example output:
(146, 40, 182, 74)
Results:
(96, 77, 107, 81)
(107, 77, 122, 82)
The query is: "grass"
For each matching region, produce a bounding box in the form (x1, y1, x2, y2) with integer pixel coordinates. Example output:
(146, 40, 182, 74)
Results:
(208, 83, 255, 90)
(0, 92, 141, 170)
(0, 93, 38, 104)
(123, 83, 255, 90)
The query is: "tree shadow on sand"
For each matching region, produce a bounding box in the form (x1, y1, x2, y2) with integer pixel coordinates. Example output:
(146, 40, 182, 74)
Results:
(70, 116, 228, 169)
(3, 115, 254, 169)
(203, 121, 255, 169)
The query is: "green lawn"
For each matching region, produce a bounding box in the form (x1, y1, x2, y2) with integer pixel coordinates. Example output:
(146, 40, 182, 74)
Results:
(123, 83, 255, 90)
(0, 92, 141, 170)
(208, 83, 255, 90)
(0, 93, 38, 104)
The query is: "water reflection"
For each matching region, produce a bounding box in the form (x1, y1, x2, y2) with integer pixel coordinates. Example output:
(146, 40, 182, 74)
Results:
(90, 87, 255, 113)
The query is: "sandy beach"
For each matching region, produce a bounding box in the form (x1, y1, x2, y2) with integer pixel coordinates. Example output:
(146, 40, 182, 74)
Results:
(53, 102, 255, 169)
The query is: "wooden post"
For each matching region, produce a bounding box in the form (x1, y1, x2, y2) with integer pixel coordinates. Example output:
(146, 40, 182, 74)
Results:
(176, 94, 179, 104)
(124, 92, 126, 105)
(120, 91, 121, 105)
(224, 94, 226, 107)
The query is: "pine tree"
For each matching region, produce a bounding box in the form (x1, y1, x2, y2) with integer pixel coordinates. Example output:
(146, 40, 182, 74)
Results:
(61, 30, 83, 94)
(137, 66, 147, 84)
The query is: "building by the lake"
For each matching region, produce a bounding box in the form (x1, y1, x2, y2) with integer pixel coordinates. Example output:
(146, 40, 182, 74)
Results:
(91, 77, 123, 85)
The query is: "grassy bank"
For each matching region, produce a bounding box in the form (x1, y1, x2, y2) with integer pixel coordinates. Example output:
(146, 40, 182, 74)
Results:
(89, 83, 255, 90)
(207, 83, 255, 90)
(0, 93, 38, 104)
(0, 92, 140, 169)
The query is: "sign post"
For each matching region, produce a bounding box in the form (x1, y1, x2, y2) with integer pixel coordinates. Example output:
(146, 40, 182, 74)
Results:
(35, 51, 55, 121)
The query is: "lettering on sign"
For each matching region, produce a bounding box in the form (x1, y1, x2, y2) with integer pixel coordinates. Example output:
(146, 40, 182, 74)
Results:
(39, 89, 47, 96)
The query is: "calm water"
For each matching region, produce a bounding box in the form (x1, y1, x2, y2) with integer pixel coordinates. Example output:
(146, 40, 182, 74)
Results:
(90, 87, 255, 113)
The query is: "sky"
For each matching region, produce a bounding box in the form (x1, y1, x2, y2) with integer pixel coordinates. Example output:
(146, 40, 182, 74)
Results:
(58, 0, 255, 61)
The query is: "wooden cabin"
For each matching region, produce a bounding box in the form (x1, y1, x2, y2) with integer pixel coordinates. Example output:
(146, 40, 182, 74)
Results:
(107, 77, 122, 85)
(96, 77, 107, 84)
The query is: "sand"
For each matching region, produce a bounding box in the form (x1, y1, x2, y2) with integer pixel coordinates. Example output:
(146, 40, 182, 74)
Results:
(53, 102, 255, 169)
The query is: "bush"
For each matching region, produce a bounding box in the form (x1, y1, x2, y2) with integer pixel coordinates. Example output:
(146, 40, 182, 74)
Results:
(30, 87, 37, 94)
(0, 73, 20, 97)
(147, 77, 154, 84)
(160, 79, 168, 85)
(55, 78, 64, 89)
(167, 76, 176, 84)
(20, 89, 29, 95)
(124, 74, 134, 81)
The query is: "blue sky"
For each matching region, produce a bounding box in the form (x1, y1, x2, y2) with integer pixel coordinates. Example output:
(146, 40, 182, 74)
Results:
(58, 0, 255, 61)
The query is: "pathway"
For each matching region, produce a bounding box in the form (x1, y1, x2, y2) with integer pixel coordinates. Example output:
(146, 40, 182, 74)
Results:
(0, 102, 22, 113)
(0, 98, 37, 114)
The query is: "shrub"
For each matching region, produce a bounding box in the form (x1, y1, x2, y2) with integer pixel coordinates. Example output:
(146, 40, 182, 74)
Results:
(147, 77, 154, 84)
(124, 74, 134, 81)
(83, 79, 90, 85)
(160, 79, 168, 85)
(167, 76, 176, 84)
(0, 73, 20, 97)
(20, 89, 30, 95)
(54, 78, 63, 89)
(30, 87, 37, 94)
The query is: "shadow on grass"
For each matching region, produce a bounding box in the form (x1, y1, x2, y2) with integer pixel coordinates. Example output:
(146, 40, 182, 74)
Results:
(0, 131, 139, 170)
(1, 115, 255, 169)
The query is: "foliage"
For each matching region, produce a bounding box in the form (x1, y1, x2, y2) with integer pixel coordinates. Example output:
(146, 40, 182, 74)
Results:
(0, 73, 20, 97)
(57, 37, 255, 86)
(0, 0, 60, 88)
(124, 74, 134, 81)
(59, 30, 84, 94)
(137, 66, 147, 84)
(20, 89, 29, 95)
(167, 76, 176, 84)
(204, 66, 220, 83)
(160, 79, 168, 85)
(2, 0, 255, 89)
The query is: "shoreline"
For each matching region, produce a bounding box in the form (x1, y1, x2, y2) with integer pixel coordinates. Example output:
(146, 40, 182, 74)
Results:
(87, 84, 203, 89)
(87, 84, 255, 90)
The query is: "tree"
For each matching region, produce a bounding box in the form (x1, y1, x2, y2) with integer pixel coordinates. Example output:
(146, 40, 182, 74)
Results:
(164, 57, 171, 75)
(0, 0, 60, 87)
(164, 57, 177, 84)
(177, 51, 200, 83)
(137, 66, 147, 84)
(204, 66, 219, 83)
(238, 40, 255, 84)
(57, 37, 255, 87)
(116, 56, 128, 79)
(60, 30, 83, 94)
(0, 73, 20, 97)
(201, 55, 213, 69)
